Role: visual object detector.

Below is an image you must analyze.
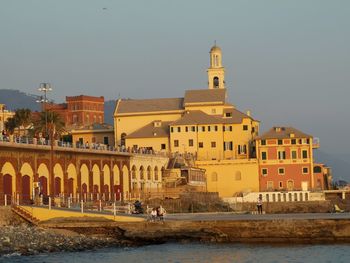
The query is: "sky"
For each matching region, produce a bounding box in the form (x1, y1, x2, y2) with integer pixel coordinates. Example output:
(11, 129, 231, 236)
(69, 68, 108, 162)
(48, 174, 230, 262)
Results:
(0, 0, 349, 158)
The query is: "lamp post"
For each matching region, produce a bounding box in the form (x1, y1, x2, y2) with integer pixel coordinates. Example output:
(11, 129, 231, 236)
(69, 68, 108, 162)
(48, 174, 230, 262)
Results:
(37, 83, 52, 139)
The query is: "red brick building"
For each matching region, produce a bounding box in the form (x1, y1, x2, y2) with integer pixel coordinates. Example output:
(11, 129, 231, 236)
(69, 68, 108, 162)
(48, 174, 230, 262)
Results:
(256, 126, 324, 191)
(44, 95, 104, 130)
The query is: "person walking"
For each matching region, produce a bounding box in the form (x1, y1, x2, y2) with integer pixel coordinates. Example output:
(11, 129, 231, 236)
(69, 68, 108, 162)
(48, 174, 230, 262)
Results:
(257, 195, 263, 214)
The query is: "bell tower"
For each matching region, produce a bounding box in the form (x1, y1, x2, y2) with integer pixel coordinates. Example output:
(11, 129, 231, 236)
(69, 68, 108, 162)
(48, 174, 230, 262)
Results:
(207, 44, 225, 89)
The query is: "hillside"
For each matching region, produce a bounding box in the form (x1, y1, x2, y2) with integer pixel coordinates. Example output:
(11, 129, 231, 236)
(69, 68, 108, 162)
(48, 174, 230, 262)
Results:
(0, 89, 41, 111)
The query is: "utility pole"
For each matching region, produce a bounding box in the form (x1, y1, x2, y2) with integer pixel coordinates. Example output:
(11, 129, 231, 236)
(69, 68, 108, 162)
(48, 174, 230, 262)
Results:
(37, 83, 52, 139)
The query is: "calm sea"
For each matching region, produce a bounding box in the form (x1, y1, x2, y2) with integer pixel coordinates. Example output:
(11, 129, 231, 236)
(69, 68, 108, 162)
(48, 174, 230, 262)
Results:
(2, 243, 350, 263)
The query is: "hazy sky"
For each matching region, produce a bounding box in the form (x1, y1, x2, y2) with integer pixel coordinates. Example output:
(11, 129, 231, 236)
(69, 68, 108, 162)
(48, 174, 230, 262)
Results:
(0, 0, 349, 156)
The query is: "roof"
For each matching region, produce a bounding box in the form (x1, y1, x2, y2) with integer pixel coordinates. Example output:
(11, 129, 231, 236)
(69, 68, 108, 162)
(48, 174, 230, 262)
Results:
(71, 123, 114, 133)
(220, 109, 256, 124)
(116, 98, 184, 114)
(171, 111, 222, 126)
(257, 127, 313, 140)
(184, 89, 226, 105)
(210, 45, 222, 53)
(125, 121, 171, 139)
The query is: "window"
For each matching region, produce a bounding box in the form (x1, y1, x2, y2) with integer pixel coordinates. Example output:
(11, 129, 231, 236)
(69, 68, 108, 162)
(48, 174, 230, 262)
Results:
(306, 138, 310, 144)
(211, 109, 216, 114)
(174, 140, 179, 147)
(199, 142, 204, 148)
(291, 150, 297, 159)
(225, 112, 232, 117)
(229, 126, 232, 131)
(243, 125, 248, 131)
(279, 181, 283, 188)
(261, 151, 267, 160)
(170, 127, 174, 133)
(177, 127, 181, 132)
(224, 141, 233, 151)
(278, 168, 285, 175)
(238, 145, 247, 154)
(185, 127, 188, 132)
(202, 126, 205, 132)
(302, 150, 308, 159)
(103, 136, 109, 145)
(314, 166, 322, 173)
(267, 181, 273, 190)
(278, 139, 283, 145)
(261, 140, 266, 145)
(278, 151, 286, 160)
(262, 168, 268, 176)
(214, 126, 218, 131)
(302, 167, 309, 174)
(161, 144, 166, 150)
(291, 139, 296, 145)
(191, 126, 196, 132)
(208, 126, 211, 132)
(189, 139, 194, 147)
(211, 142, 216, 148)
(211, 172, 218, 182)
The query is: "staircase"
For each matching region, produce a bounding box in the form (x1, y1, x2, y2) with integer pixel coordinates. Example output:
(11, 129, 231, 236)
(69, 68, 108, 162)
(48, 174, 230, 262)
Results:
(11, 206, 40, 225)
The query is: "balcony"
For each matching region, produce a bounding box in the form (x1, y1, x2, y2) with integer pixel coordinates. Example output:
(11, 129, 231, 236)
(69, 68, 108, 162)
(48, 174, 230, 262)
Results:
(313, 137, 320, 149)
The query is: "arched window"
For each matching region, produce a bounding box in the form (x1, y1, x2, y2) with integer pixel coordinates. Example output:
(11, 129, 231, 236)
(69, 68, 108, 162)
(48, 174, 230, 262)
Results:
(213, 77, 219, 88)
(140, 166, 144, 180)
(154, 167, 159, 181)
(131, 165, 137, 179)
(235, 171, 241, 181)
(147, 166, 152, 180)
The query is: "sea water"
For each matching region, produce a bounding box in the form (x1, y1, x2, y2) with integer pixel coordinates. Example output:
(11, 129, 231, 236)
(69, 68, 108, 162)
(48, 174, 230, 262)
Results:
(2, 243, 350, 263)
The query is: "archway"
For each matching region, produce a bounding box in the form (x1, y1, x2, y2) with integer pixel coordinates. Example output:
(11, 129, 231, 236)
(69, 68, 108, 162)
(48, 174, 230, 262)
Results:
(53, 163, 64, 196)
(38, 163, 49, 196)
(1, 162, 16, 200)
(103, 164, 111, 200)
(92, 164, 101, 200)
(67, 163, 77, 198)
(80, 164, 89, 200)
(20, 163, 34, 202)
(112, 165, 121, 200)
(122, 165, 129, 198)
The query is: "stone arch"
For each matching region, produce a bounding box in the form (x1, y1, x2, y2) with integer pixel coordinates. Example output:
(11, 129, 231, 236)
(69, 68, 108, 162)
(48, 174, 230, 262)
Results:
(20, 162, 34, 201)
(67, 163, 77, 197)
(154, 166, 159, 181)
(122, 165, 129, 197)
(131, 165, 137, 180)
(53, 163, 64, 196)
(112, 164, 121, 200)
(37, 163, 49, 196)
(147, 166, 152, 181)
(1, 162, 16, 198)
(139, 166, 145, 180)
(80, 163, 89, 197)
(92, 164, 100, 199)
(102, 164, 110, 200)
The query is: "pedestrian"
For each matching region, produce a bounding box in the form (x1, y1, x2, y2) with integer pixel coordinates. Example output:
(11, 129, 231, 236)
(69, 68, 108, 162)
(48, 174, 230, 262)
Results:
(257, 195, 263, 214)
(157, 206, 166, 222)
(151, 208, 157, 222)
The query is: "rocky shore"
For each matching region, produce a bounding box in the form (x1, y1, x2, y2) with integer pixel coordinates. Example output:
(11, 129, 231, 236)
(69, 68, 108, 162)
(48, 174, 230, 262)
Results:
(0, 224, 132, 256)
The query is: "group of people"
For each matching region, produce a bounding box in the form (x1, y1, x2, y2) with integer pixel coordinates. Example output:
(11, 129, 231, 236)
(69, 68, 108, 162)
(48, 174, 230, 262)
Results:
(149, 206, 166, 222)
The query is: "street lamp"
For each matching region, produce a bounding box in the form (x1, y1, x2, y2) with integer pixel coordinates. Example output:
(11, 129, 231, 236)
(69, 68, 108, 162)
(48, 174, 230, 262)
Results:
(37, 83, 52, 138)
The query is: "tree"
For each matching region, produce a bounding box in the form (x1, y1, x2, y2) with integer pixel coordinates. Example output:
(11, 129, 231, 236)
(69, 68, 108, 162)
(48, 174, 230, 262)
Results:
(32, 110, 65, 139)
(4, 117, 17, 135)
(13, 108, 32, 135)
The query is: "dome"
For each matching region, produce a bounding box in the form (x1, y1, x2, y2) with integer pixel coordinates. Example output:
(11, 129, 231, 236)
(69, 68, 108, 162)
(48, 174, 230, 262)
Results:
(210, 45, 222, 53)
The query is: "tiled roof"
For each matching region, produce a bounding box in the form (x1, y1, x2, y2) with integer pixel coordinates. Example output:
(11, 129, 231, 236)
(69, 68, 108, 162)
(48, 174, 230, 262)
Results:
(116, 98, 184, 114)
(220, 109, 256, 124)
(257, 127, 312, 140)
(184, 89, 226, 105)
(170, 111, 222, 126)
(125, 121, 171, 139)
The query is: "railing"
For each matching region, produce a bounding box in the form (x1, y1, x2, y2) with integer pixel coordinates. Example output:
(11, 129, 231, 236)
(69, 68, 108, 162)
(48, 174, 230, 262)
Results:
(0, 136, 168, 157)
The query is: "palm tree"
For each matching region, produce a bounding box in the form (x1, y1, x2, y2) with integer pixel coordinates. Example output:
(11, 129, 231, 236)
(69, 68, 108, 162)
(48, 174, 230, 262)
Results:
(4, 117, 17, 135)
(33, 111, 65, 139)
(13, 108, 32, 135)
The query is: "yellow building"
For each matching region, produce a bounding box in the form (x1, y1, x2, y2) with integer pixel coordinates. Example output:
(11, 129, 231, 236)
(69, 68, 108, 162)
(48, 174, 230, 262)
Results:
(71, 123, 115, 148)
(0, 104, 15, 133)
(113, 45, 261, 197)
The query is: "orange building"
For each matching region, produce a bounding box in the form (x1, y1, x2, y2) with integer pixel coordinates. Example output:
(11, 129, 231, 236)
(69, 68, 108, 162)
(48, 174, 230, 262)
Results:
(256, 126, 322, 191)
